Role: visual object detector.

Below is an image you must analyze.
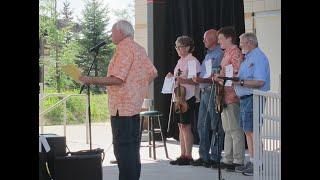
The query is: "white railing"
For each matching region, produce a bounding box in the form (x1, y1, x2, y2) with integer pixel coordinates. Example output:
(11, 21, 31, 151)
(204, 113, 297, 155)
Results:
(253, 90, 281, 180)
(39, 93, 90, 144)
(39, 83, 44, 96)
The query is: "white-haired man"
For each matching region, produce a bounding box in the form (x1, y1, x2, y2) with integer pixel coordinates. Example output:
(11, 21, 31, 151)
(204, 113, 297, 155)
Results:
(80, 20, 158, 180)
(233, 32, 270, 176)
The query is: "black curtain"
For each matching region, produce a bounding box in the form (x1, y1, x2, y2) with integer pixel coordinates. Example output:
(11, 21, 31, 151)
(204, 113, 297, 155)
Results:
(152, 0, 245, 142)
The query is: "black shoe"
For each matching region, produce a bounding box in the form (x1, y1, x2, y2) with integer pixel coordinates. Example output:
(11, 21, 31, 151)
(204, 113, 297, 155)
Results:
(190, 158, 205, 166)
(169, 157, 184, 165)
(211, 161, 226, 169)
(178, 157, 193, 166)
(225, 163, 243, 172)
(203, 160, 214, 168)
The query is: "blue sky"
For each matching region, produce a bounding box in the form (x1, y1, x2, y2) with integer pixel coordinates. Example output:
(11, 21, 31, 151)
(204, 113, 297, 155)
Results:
(57, 0, 134, 29)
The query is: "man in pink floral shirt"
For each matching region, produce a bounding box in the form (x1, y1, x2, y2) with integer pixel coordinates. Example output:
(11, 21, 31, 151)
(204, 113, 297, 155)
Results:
(213, 26, 245, 172)
(80, 20, 157, 180)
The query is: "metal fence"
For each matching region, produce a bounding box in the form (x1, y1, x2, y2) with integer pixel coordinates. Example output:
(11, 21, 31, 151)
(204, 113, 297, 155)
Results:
(253, 90, 281, 180)
(39, 93, 90, 144)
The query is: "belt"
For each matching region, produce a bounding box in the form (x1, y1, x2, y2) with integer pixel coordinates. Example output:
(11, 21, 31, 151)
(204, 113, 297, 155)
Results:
(200, 86, 212, 92)
(240, 94, 253, 100)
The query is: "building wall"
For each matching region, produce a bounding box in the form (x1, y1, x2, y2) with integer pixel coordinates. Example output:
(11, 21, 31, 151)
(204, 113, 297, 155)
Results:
(135, 0, 153, 98)
(244, 0, 281, 33)
(244, 0, 281, 92)
(134, 0, 148, 53)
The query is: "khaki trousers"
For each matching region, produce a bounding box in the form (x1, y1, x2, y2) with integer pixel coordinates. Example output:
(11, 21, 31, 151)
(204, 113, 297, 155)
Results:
(221, 102, 245, 164)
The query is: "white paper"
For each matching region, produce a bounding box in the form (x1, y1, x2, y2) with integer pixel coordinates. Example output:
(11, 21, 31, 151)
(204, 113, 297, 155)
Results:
(225, 64, 233, 86)
(203, 59, 212, 78)
(187, 60, 197, 78)
(161, 77, 175, 94)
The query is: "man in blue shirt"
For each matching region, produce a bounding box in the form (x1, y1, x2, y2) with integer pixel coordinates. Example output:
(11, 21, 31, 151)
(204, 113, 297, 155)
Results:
(191, 29, 224, 168)
(233, 33, 270, 176)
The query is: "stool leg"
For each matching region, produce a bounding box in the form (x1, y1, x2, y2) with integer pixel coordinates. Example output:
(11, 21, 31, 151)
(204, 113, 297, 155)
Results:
(148, 117, 151, 158)
(157, 116, 169, 159)
(151, 116, 156, 160)
(139, 116, 144, 147)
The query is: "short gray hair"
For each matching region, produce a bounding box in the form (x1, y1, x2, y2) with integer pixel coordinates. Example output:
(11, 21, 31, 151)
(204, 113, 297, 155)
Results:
(241, 32, 258, 47)
(113, 20, 134, 38)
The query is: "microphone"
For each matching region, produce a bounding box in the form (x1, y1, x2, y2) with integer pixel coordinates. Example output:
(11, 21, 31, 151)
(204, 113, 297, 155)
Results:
(89, 41, 107, 52)
(218, 76, 240, 81)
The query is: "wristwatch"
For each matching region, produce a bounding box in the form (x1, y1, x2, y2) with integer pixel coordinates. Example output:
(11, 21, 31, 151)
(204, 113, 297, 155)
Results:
(240, 80, 244, 86)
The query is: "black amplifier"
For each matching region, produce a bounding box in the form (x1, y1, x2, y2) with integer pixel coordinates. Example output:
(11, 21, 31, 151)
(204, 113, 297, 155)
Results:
(53, 153, 103, 180)
(39, 134, 66, 179)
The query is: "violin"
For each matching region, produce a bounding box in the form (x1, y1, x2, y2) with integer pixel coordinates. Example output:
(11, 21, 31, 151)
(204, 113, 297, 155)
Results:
(213, 67, 224, 113)
(174, 69, 188, 115)
(214, 80, 224, 113)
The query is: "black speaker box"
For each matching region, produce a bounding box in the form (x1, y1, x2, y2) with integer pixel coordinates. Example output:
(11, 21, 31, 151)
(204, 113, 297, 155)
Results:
(53, 154, 103, 180)
(40, 134, 66, 156)
(39, 152, 51, 180)
(40, 134, 66, 178)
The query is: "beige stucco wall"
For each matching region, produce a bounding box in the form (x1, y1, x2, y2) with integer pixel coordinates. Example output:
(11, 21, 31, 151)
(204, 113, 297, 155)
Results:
(244, 0, 281, 92)
(134, 0, 148, 53)
(244, 0, 281, 32)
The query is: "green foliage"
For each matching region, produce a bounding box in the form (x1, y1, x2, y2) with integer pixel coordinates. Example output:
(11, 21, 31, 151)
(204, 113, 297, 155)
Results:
(41, 92, 109, 125)
(40, 0, 83, 92)
(90, 94, 109, 122)
(39, 0, 119, 124)
(76, 0, 115, 93)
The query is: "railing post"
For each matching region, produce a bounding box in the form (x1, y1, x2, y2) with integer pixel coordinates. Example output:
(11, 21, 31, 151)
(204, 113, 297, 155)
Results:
(40, 120, 44, 134)
(39, 93, 89, 144)
(278, 74, 281, 93)
(253, 90, 281, 180)
(279, 96, 281, 180)
(39, 84, 44, 134)
(253, 94, 260, 180)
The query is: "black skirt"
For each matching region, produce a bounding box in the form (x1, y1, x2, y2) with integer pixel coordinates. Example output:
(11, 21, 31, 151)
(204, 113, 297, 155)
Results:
(168, 96, 200, 144)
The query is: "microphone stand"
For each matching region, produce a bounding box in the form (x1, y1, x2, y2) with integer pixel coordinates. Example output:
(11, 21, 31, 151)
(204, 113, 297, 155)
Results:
(80, 48, 100, 150)
(213, 77, 228, 180)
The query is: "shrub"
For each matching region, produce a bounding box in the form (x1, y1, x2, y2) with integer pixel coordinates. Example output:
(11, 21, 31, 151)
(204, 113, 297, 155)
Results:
(40, 92, 109, 125)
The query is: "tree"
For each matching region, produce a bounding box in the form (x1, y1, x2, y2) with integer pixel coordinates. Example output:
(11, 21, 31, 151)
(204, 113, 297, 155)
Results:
(39, 0, 64, 93)
(60, 0, 73, 44)
(40, 0, 82, 92)
(61, 0, 73, 22)
(76, 0, 114, 93)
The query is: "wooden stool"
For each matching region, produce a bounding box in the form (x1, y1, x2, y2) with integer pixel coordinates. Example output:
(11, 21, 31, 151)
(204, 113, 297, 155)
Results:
(139, 110, 169, 160)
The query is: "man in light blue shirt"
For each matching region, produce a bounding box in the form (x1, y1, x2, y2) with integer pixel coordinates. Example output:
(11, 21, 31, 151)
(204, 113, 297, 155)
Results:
(233, 33, 270, 176)
(191, 29, 224, 168)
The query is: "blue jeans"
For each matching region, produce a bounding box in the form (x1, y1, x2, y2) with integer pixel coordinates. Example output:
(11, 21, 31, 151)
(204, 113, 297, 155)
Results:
(197, 87, 224, 162)
(240, 96, 253, 132)
(111, 113, 141, 180)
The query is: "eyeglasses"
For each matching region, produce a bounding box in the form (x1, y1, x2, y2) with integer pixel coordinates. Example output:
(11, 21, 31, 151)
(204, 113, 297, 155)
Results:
(175, 45, 188, 50)
(239, 40, 248, 44)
